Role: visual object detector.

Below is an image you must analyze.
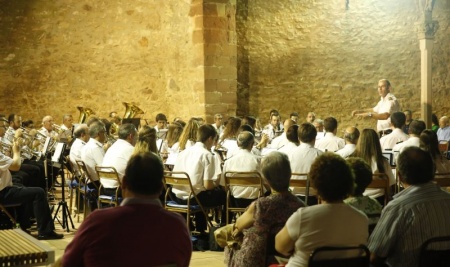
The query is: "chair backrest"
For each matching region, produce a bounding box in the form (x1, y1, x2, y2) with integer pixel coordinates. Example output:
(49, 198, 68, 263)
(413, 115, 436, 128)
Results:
(308, 245, 370, 267)
(224, 171, 264, 191)
(419, 236, 450, 267)
(368, 173, 390, 205)
(438, 141, 449, 153)
(290, 173, 310, 205)
(75, 160, 98, 190)
(434, 172, 450, 188)
(95, 166, 121, 187)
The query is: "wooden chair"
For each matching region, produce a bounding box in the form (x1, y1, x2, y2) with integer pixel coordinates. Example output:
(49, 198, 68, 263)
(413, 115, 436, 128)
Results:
(308, 244, 370, 267)
(290, 173, 310, 206)
(434, 173, 450, 190)
(224, 171, 264, 223)
(163, 171, 214, 232)
(438, 141, 449, 158)
(0, 203, 20, 228)
(95, 166, 122, 208)
(368, 173, 390, 206)
(419, 236, 450, 267)
(75, 160, 99, 222)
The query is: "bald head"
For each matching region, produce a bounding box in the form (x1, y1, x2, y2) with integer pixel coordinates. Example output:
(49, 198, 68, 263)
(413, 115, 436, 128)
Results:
(283, 119, 296, 133)
(42, 115, 54, 131)
(344, 126, 360, 144)
(237, 131, 255, 150)
(439, 116, 449, 129)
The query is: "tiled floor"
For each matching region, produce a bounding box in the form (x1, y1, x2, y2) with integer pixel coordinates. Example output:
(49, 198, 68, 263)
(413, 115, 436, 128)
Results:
(36, 187, 226, 267)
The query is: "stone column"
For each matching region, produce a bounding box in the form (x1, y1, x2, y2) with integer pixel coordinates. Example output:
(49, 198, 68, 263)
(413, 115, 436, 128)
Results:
(416, 0, 439, 128)
(190, 0, 237, 122)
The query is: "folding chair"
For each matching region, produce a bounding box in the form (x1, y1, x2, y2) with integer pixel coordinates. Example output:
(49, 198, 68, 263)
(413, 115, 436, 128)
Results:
(419, 236, 450, 267)
(434, 173, 450, 190)
(65, 156, 80, 216)
(438, 141, 449, 158)
(163, 171, 214, 232)
(75, 160, 99, 222)
(224, 171, 264, 223)
(368, 173, 390, 206)
(95, 166, 122, 208)
(290, 173, 310, 206)
(0, 203, 20, 228)
(308, 244, 370, 267)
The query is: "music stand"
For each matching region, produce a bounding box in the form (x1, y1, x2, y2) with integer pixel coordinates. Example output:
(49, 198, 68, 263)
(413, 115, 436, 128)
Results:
(51, 142, 75, 232)
(157, 129, 168, 154)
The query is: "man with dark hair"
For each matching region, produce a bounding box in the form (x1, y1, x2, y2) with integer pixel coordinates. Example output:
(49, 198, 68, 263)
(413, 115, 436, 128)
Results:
(379, 111, 409, 150)
(336, 126, 360, 158)
(102, 123, 137, 189)
(222, 131, 262, 208)
(172, 124, 225, 232)
(393, 119, 426, 159)
(289, 123, 323, 204)
(63, 152, 192, 267)
(263, 112, 283, 142)
(279, 124, 300, 158)
(315, 117, 345, 152)
(154, 113, 167, 133)
(352, 79, 401, 134)
(369, 147, 450, 267)
(402, 109, 413, 134)
(290, 112, 299, 122)
(306, 112, 315, 123)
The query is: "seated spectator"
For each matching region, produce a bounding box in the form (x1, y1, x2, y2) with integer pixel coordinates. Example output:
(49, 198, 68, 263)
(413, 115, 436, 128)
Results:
(225, 151, 304, 267)
(431, 113, 439, 133)
(354, 129, 395, 201)
(437, 115, 450, 141)
(345, 157, 383, 226)
(380, 111, 409, 150)
(63, 152, 192, 267)
(335, 126, 360, 158)
(369, 147, 450, 267)
(315, 117, 345, 152)
(420, 129, 450, 173)
(275, 153, 368, 266)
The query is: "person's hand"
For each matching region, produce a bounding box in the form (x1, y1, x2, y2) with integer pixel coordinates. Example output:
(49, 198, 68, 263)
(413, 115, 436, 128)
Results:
(14, 128, 23, 138)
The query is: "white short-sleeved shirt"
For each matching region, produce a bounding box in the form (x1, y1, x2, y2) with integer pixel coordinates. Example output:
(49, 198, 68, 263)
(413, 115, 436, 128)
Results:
(289, 143, 323, 195)
(363, 158, 395, 198)
(335, 144, 356, 158)
(437, 126, 450, 142)
(270, 132, 289, 149)
(222, 148, 262, 199)
(172, 142, 221, 199)
(277, 142, 298, 159)
(315, 132, 345, 152)
(0, 153, 13, 191)
(373, 93, 401, 131)
(285, 204, 368, 267)
(69, 138, 86, 175)
(101, 139, 134, 188)
(379, 128, 409, 150)
(81, 138, 105, 182)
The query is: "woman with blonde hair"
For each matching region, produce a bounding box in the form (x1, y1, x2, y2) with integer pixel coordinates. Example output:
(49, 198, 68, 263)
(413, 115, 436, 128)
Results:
(133, 125, 158, 154)
(173, 118, 199, 152)
(353, 128, 395, 201)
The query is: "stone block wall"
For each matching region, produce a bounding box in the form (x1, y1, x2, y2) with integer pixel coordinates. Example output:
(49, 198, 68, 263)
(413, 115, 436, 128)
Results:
(236, 0, 450, 130)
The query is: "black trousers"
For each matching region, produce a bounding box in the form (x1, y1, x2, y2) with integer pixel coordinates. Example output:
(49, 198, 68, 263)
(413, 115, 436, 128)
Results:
(0, 186, 54, 235)
(172, 187, 226, 232)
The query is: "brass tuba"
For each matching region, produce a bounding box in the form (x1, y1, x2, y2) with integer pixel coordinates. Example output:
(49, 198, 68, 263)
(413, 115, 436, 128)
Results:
(122, 102, 145, 119)
(77, 106, 96, 124)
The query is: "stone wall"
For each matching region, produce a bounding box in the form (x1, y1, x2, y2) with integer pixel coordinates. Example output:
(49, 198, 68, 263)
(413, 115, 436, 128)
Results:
(236, 0, 450, 129)
(0, 0, 207, 124)
(1, 0, 449, 130)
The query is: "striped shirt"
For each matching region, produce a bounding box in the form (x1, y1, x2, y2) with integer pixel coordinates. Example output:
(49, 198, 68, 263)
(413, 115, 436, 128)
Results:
(368, 182, 450, 267)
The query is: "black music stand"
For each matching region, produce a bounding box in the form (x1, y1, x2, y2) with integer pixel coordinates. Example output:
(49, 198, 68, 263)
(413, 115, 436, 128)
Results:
(51, 142, 75, 232)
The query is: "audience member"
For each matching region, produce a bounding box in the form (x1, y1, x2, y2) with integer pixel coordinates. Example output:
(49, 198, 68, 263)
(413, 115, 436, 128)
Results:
(431, 113, 439, 133)
(226, 152, 303, 267)
(335, 126, 360, 158)
(314, 117, 345, 152)
(369, 147, 450, 267)
(420, 129, 450, 173)
(379, 111, 409, 150)
(345, 157, 383, 225)
(63, 152, 192, 267)
(275, 153, 368, 266)
(437, 115, 450, 141)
